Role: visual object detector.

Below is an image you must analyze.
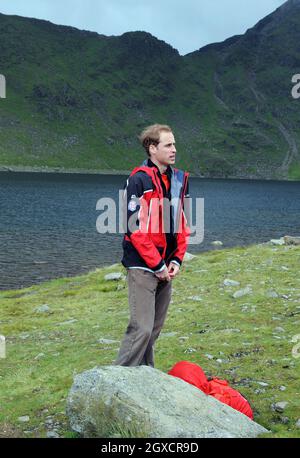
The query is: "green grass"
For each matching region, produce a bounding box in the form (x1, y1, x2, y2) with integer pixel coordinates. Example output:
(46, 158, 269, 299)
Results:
(289, 162, 300, 180)
(0, 243, 300, 438)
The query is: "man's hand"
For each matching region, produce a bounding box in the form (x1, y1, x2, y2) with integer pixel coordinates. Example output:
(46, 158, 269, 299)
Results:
(155, 266, 171, 282)
(168, 262, 180, 279)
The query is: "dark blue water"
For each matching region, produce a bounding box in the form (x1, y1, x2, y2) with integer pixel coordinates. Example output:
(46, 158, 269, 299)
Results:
(0, 172, 300, 290)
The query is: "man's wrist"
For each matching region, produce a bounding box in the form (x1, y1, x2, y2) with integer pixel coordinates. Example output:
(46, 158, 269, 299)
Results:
(170, 257, 182, 267)
(153, 260, 166, 273)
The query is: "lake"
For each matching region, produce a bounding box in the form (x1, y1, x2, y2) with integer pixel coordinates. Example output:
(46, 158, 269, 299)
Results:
(0, 171, 300, 290)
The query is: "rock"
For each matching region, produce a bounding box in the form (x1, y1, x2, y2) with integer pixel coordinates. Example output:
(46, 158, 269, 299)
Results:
(66, 366, 268, 438)
(279, 386, 287, 391)
(233, 287, 252, 299)
(104, 273, 124, 281)
(272, 402, 288, 413)
(266, 290, 279, 298)
(256, 382, 269, 387)
(296, 419, 300, 428)
(211, 241, 223, 246)
(280, 416, 289, 424)
(223, 328, 241, 334)
(34, 353, 45, 360)
(183, 252, 196, 262)
(98, 339, 119, 345)
(35, 305, 51, 313)
(46, 431, 60, 438)
(270, 238, 285, 246)
(224, 279, 240, 287)
(18, 416, 30, 423)
(273, 327, 285, 333)
(58, 319, 78, 326)
(284, 235, 300, 246)
(205, 354, 214, 360)
(254, 389, 265, 394)
(160, 332, 178, 338)
(188, 296, 203, 302)
(184, 348, 197, 353)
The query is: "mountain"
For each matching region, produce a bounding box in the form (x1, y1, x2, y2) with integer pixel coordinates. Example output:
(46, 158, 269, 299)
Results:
(0, 0, 300, 179)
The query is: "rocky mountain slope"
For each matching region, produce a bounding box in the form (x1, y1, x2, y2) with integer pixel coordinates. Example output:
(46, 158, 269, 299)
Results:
(0, 0, 300, 179)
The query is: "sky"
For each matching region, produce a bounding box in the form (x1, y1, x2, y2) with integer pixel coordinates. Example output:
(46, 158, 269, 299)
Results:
(0, 0, 286, 55)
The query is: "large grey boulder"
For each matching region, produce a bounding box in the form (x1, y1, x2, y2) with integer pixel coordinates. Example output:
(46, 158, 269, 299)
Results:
(66, 366, 268, 438)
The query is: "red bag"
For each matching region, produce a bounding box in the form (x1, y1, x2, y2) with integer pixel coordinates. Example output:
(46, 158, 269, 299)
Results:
(168, 361, 253, 420)
(168, 361, 210, 394)
(208, 378, 253, 420)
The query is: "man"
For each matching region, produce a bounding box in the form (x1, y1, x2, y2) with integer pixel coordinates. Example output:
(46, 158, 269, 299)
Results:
(115, 124, 190, 367)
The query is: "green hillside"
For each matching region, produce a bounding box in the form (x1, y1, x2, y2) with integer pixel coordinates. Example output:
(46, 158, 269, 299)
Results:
(0, 242, 299, 437)
(0, 0, 300, 179)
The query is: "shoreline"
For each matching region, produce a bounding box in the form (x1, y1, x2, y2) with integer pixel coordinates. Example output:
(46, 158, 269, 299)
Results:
(0, 165, 132, 176)
(0, 240, 281, 293)
(1, 164, 300, 181)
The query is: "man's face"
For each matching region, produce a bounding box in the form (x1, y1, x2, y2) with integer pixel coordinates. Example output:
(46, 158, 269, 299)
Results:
(150, 131, 176, 167)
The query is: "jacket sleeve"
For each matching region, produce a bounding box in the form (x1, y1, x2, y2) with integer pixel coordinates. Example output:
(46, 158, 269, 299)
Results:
(124, 173, 166, 272)
(170, 180, 191, 267)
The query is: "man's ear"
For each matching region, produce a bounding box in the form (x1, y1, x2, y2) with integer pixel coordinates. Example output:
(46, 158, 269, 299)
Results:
(149, 143, 156, 157)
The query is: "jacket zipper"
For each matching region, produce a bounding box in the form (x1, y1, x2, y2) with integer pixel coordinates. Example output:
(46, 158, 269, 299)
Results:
(166, 172, 189, 264)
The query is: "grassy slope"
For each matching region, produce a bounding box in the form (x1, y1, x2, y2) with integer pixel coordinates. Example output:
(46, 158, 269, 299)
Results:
(0, 242, 299, 438)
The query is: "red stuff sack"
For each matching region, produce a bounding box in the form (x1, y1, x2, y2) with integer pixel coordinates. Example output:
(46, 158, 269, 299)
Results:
(208, 378, 253, 420)
(168, 361, 210, 394)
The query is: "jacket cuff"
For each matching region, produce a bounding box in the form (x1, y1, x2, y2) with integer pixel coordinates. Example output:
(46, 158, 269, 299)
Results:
(153, 259, 166, 273)
(169, 257, 182, 267)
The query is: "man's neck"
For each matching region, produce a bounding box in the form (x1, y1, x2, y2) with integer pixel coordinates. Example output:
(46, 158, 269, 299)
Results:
(149, 157, 167, 174)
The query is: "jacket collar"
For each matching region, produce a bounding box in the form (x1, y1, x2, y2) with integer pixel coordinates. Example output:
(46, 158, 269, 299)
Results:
(145, 158, 172, 178)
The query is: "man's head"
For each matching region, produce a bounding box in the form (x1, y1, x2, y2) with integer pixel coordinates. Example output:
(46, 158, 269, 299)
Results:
(139, 124, 176, 169)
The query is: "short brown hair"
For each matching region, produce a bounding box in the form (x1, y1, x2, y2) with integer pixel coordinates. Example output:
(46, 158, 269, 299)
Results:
(139, 124, 173, 157)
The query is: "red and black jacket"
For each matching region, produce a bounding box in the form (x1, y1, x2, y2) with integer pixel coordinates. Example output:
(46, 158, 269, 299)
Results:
(121, 159, 190, 273)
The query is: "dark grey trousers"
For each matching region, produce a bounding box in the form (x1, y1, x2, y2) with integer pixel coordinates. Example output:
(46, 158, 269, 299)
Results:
(114, 268, 172, 367)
